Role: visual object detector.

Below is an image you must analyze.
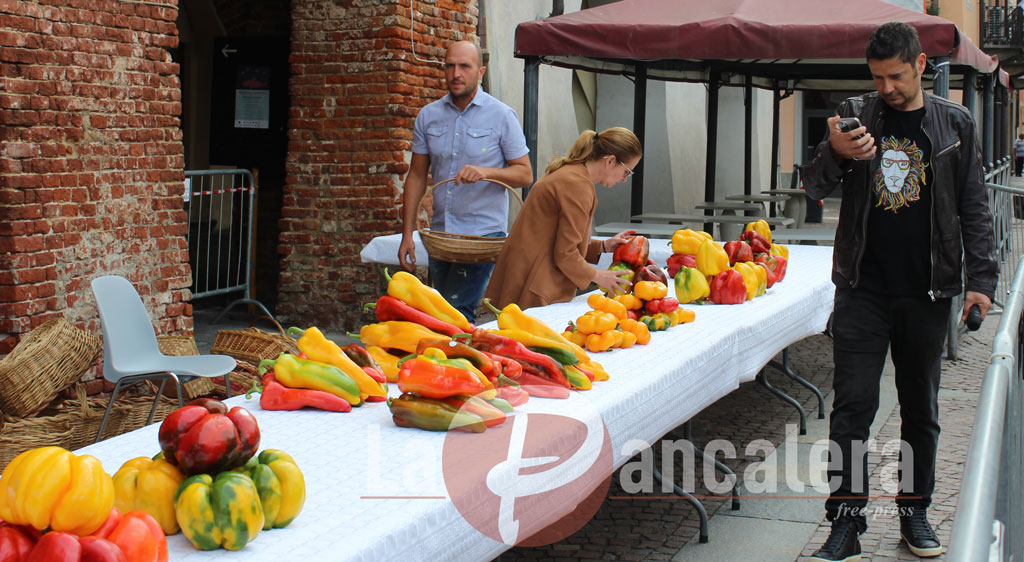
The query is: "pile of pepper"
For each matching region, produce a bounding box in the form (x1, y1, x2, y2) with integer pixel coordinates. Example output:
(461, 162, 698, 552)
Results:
(667, 222, 789, 306)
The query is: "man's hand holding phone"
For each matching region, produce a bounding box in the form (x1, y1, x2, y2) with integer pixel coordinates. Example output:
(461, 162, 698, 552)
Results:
(828, 115, 876, 163)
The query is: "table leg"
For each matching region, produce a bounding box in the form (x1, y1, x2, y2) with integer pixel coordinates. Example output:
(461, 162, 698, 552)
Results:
(768, 348, 825, 420)
(719, 222, 742, 242)
(651, 463, 709, 543)
(782, 196, 806, 229)
(681, 421, 740, 510)
(756, 368, 807, 435)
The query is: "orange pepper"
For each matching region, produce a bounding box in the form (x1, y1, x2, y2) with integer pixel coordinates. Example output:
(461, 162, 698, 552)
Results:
(576, 310, 619, 334)
(633, 281, 668, 301)
(618, 318, 652, 345)
(612, 293, 644, 311)
(585, 331, 619, 353)
(586, 293, 628, 319)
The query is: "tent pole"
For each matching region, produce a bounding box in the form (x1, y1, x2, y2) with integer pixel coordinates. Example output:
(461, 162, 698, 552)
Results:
(931, 56, 949, 99)
(962, 68, 977, 117)
(704, 70, 720, 235)
(523, 56, 540, 198)
(631, 62, 647, 220)
(744, 76, 752, 197)
(984, 73, 994, 169)
(770, 82, 781, 215)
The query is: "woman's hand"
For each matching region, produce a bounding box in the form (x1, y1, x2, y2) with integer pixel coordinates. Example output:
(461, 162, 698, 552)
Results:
(602, 229, 637, 253)
(593, 268, 632, 296)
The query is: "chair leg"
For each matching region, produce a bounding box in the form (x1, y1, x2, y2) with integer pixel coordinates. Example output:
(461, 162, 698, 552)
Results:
(174, 377, 186, 409)
(96, 380, 126, 444)
(223, 374, 232, 398)
(148, 377, 171, 426)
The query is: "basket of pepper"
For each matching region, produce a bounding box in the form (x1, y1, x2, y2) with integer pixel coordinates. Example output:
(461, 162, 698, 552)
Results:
(417, 177, 523, 264)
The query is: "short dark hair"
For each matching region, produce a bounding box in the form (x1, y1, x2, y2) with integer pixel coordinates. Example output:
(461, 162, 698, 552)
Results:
(866, 22, 922, 64)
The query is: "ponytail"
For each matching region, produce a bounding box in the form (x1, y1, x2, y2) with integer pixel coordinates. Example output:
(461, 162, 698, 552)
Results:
(545, 127, 642, 175)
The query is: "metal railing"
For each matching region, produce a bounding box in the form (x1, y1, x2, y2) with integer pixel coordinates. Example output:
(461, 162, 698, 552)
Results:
(947, 256, 1024, 560)
(184, 169, 273, 322)
(982, 3, 1024, 49)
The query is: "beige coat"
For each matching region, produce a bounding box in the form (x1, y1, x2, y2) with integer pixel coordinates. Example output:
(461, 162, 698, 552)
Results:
(485, 164, 603, 310)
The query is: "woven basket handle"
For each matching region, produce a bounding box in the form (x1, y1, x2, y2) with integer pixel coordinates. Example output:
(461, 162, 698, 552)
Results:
(417, 177, 523, 217)
(248, 315, 289, 337)
(73, 384, 92, 415)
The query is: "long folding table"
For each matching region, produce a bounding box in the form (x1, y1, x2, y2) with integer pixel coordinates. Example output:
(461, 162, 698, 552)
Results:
(77, 244, 834, 561)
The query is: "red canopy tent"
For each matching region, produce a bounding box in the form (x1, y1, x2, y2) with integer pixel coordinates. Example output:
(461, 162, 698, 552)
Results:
(513, 0, 1007, 218)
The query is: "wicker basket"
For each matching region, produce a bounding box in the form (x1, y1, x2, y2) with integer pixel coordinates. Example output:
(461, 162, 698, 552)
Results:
(0, 415, 74, 470)
(120, 383, 181, 434)
(417, 178, 522, 264)
(0, 318, 102, 418)
(156, 335, 215, 399)
(39, 385, 132, 449)
(211, 360, 261, 398)
(210, 317, 298, 365)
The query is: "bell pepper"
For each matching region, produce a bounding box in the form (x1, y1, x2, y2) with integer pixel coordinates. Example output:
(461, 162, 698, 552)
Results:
(18, 510, 167, 562)
(562, 324, 588, 347)
(384, 269, 473, 332)
(112, 457, 185, 535)
(465, 328, 570, 388)
(671, 228, 712, 255)
(614, 329, 637, 348)
(611, 293, 643, 311)
(583, 330, 619, 353)
(774, 255, 788, 281)
(442, 394, 507, 427)
(234, 449, 305, 529)
(389, 393, 486, 432)
(633, 280, 667, 301)
(634, 260, 669, 285)
(247, 373, 352, 412)
(289, 327, 387, 401)
(102, 509, 168, 562)
(666, 253, 696, 278)
(744, 219, 773, 245)
(674, 265, 710, 304)
(673, 308, 696, 324)
(367, 345, 402, 382)
(418, 337, 501, 381)
(357, 320, 450, 355)
(723, 240, 753, 265)
(770, 243, 789, 260)
(639, 313, 672, 332)
(261, 352, 362, 406)
(618, 318, 651, 345)
(611, 235, 649, 268)
(575, 311, 619, 335)
(157, 398, 261, 476)
(756, 261, 778, 289)
(709, 269, 747, 304)
(364, 295, 464, 337)
(174, 471, 263, 551)
(740, 229, 771, 254)
(644, 297, 679, 315)
(732, 262, 758, 300)
(396, 350, 491, 399)
(586, 293, 627, 319)
(490, 328, 579, 366)
(0, 446, 115, 535)
(599, 262, 635, 296)
(696, 238, 730, 277)
(0, 522, 35, 562)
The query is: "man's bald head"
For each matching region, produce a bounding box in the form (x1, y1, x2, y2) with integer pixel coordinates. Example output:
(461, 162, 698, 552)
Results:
(446, 40, 483, 67)
(444, 40, 485, 107)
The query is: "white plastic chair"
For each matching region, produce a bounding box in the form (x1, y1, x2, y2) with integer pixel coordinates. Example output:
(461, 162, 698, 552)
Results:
(91, 275, 236, 443)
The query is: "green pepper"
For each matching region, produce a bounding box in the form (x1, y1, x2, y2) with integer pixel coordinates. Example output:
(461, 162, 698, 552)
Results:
(260, 353, 363, 406)
(174, 471, 264, 551)
(639, 314, 672, 332)
(389, 393, 487, 432)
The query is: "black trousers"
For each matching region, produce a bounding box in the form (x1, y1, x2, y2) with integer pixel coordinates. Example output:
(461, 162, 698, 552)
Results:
(1015, 156, 1024, 177)
(825, 287, 950, 527)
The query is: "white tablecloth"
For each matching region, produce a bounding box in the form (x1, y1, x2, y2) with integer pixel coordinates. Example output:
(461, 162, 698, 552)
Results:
(78, 245, 834, 561)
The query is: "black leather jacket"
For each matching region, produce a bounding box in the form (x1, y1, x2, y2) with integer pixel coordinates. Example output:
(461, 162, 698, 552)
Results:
(803, 91, 998, 300)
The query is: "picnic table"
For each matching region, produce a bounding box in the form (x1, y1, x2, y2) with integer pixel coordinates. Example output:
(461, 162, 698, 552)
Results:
(77, 244, 834, 561)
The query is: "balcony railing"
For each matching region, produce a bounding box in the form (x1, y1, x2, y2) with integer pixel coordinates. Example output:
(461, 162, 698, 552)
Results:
(983, 3, 1024, 49)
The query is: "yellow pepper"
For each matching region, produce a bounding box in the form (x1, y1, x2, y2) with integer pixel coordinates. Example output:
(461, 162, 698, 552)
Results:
(615, 329, 638, 349)
(575, 310, 619, 334)
(491, 328, 580, 366)
(612, 293, 644, 311)
(562, 327, 588, 348)
(749, 261, 768, 296)
(673, 308, 696, 325)
(386, 269, 473, 332)
(565, 365, 593, 390)
(696, 238, 730, 277)
(671, 228, 713, 255)
(618, 318, 651, 345)
(291, 326, 387, 400)
(633, 280, 668, 301)
(358, 321, 450, 354)
(744, 219, 773, 245)
(489, 300, 592, 363)
(587, 293, 627, 319)
(579, 359, 610, 380)
(0, 446, 114, 535)
(770, 243, 789, 260)
(673, 265, 711, 304)
(732, 263, 759, 300)
(585, 330, 619, 353)
(113, 456, 184, 535)
(367, 345, 403, 382)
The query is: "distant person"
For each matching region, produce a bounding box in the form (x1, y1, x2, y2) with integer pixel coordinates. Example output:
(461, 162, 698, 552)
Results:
(398, 40, 533, 322)
(485, 127, 640, 309)
(803, 22, 997, 562)
(1013, 132, 1024, 176)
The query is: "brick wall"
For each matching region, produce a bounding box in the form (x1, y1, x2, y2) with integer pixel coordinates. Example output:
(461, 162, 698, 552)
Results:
(0, 1, 189, 369)
(278, 0, 478, 330)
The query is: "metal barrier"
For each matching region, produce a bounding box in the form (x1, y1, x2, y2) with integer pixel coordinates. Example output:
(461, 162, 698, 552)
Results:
(184, 169, 273, 322)
(947, 256, 1024, 561)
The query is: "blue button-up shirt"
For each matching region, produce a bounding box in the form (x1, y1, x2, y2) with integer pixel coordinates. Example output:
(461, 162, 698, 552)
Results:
(412, 89, 529, 236)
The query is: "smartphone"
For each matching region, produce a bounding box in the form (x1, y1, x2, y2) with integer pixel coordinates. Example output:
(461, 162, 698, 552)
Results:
(837, 117, 865, 139)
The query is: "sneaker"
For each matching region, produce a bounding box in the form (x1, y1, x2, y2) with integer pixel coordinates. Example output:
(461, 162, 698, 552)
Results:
(900, 507, 942, 557)
(809, 517, 862, 562)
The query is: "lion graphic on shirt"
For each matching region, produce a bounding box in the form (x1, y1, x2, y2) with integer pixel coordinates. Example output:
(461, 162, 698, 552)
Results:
(873, 136, 927, 212)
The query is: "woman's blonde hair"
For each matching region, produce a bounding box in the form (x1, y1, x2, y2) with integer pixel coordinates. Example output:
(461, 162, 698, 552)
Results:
(545, 127, 643, 175)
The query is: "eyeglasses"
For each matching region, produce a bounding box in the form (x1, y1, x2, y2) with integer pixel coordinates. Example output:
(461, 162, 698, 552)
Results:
(617, 160, 635, 179)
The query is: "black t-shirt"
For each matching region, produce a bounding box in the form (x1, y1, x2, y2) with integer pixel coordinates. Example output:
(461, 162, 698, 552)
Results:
(858, 107, 932, 296)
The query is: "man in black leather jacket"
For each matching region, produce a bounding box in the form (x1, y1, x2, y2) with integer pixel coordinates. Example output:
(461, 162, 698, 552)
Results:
(803, 22, 997, 562)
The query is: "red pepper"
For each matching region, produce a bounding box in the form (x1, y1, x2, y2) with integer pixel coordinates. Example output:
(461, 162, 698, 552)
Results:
(247, 373, 353, 412)
(644, 297, 680, 315)
(495, 384, 529, 406)
(740, 230, 771, 254)
(633, 260, 668, 285)
(509, 372, 571, 399)
(477, 349, 523, 381)
(396, 356, 489, 399)
(364, 296, 465, 337)
(667, 253, 696, 278)
(723, 240, 753, 265)
(442, 395, 506, 427)
(709, 269, 747, 304)
(341, 343, 389, 400)
(774, 255, 788, 282)
(0, 522, 35, 562)
(418, 337, 502, 381)
(157, 398, 261, 476)
(464, 329, 569, 388)
(756, 261, 778, 288)
(15, 509, 168, 562)
(612, 235, 650, 268)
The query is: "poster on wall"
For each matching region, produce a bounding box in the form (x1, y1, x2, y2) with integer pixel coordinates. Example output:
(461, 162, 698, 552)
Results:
(234, 65, 271, 129)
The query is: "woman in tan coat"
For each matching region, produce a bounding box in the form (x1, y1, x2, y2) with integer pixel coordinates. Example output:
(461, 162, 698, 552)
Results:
(485, 127, 642, 310)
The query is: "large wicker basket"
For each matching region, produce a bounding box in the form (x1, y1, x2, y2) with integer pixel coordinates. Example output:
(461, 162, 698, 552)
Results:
(120, 382, 181, 433)
(211, 360, 261, 398)
(40, 385, 132, 449)
(417, 177, 522, 264)
(0, 415, 74, 471)
(0, 318, 102, 418)
(210, 317, 298, 365)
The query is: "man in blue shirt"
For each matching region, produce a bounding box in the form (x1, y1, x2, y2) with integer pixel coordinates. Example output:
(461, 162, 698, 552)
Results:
(398, 40, 533, 322)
